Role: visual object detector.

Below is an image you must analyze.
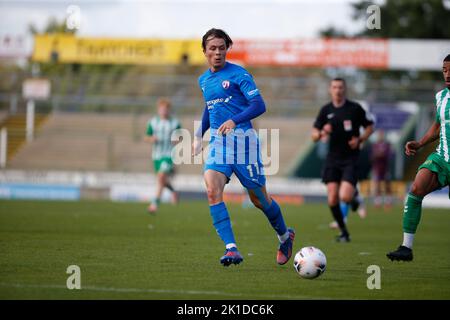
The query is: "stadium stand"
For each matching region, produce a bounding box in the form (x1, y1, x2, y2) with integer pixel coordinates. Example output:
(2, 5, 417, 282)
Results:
(0, 65, 443, 181)
(0, 110, 7, 122)
(0, 113, 49, 161)
(7, 112, 313, 176)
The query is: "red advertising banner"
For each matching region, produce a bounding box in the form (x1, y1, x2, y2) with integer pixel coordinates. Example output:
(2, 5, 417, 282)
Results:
(228, 38, 389, 68)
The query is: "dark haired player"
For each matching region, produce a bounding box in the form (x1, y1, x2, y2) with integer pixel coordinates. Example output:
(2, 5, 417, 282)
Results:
(312, 78, 374, 242)
(192, 28, 295, 266)
(387, 54, 450, 261)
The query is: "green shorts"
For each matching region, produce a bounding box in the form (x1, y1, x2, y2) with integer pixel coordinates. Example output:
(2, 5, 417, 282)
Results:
(418, 152, 450, 197)
(153, 157, 174, 174)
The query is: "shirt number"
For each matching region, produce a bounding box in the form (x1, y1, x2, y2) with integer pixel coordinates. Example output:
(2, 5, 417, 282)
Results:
(247, 164, 260, 178)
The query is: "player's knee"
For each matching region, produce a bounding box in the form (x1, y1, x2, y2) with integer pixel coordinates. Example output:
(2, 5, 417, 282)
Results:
(410, 182, 427, 197)
(328, 195, 339, 206)
(340, 193, 353, 203)
(206, 186, 222, 203)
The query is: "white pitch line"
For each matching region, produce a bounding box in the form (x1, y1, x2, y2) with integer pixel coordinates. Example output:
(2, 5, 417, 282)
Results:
(0, 282, 334, 300)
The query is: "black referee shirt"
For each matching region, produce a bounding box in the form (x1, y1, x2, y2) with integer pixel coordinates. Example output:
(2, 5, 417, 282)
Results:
(313, 99, 374, 159)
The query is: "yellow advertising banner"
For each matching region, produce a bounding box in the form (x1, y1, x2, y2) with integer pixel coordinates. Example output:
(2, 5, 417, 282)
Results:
(32, 34, 205, 65)
(32, 35, 450, 70)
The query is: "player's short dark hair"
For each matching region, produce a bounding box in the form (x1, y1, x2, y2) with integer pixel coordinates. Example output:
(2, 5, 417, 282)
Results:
(202, 28, 233, 51)
(444, 54, 450, 62)
(331, 77, 346, 86)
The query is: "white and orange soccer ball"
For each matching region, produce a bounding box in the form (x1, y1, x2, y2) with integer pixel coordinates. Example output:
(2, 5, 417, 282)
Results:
(293, 247, 327, 279)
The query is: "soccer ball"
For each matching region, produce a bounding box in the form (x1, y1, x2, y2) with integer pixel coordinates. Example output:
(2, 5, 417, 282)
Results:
(293, 246, 327, 279)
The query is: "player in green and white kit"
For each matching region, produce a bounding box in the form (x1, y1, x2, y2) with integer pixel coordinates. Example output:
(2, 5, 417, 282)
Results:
(387, 54, 450, 261)
(146, 98, 182, 213)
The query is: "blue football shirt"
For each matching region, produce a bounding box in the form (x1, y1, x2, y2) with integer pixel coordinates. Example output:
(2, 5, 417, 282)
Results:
(198, 62, 262, 160)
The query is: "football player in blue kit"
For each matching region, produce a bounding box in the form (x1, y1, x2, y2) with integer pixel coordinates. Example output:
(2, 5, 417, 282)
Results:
(192, 28, 295, 267)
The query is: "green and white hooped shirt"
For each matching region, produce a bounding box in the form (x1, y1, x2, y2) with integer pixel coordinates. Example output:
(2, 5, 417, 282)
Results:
(146, 116, 181, 160)
(435, 87, 450, 163)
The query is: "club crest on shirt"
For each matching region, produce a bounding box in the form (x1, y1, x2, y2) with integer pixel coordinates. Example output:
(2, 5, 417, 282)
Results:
(222, 80, 230, 89)
(343, 120, 352, 131)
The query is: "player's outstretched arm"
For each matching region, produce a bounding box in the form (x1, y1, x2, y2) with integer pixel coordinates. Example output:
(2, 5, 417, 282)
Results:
(192, 105, 210, 156)
(195, 105, 210, 138)
(405, 122, 440, 156)
(145, 121, 157, 143)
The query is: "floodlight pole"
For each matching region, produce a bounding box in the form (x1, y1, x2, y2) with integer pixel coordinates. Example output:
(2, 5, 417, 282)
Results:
(26, 99, 35, 143)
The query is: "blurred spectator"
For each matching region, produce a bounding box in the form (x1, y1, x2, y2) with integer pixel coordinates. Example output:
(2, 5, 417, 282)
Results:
(370, 129, 393, 210)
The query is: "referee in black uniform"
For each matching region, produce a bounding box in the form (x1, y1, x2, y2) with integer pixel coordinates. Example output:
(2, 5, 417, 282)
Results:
(312, 78, 374, 242)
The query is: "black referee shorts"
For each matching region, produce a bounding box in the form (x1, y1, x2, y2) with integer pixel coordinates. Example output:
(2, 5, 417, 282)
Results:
(322, 156, 359, 186)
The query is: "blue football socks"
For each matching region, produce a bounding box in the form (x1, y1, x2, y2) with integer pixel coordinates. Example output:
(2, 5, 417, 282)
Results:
(262, 198, 288, 237)
(251, 187, 288, 238)
(209, 202, 236, 248)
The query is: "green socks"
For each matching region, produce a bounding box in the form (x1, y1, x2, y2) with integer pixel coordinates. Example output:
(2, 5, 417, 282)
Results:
(402, 193, 424, 234)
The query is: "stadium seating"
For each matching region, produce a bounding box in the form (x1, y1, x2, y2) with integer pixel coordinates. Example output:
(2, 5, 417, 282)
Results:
(0, 113, 49, 162)
(7, 112, 313, 176)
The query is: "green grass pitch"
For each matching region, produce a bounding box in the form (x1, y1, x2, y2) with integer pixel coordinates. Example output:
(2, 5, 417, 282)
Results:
(0, 199, 449, 299)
